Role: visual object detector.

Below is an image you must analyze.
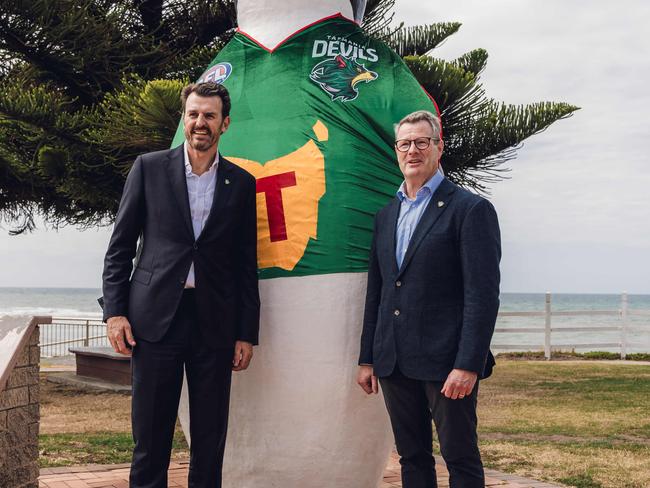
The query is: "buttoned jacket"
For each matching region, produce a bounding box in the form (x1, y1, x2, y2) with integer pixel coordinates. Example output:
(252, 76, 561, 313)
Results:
(102, 145, 260, 347)
(358, 178, 501, 380)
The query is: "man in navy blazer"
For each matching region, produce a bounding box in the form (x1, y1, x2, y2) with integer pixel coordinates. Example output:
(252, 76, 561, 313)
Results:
(357, 110, 501, 487)
(102, 82, 260, 488)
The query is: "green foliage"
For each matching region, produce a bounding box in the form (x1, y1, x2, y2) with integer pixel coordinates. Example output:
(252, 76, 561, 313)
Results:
(453, 49, 489, 77)
(626, 353, 650, 361)
(377, 23, 462, 57)
(496, 351, 546, 359)
(88, 77, 187, 169)
(496, 350, 650, 362)
(0, 0, 578, 232)
(582, 351, 622, 360)
(0, 0, 237, 232)
(362, 0, 397, 36)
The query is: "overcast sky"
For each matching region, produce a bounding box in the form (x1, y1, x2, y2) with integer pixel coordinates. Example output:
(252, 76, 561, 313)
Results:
(1, 0, 649, 293)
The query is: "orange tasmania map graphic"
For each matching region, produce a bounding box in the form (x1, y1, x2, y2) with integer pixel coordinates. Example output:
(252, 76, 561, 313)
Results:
(228, 121, 328, 271)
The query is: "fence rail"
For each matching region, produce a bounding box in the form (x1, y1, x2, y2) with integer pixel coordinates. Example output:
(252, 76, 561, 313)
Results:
(39, 316, 107, 357)
(492, 292, 649, 359)
(35, 292, 649, 359)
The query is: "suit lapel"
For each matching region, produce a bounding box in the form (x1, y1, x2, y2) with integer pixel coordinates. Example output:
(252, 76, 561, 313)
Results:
(165, 145, 194, 239)
(397, 178, 456, 277)
(385, 197, 401, 276)
(198, 155, 234, 240)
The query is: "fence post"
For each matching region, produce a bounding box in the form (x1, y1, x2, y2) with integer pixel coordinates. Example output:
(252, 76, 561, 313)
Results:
(621, 292, 628, 360)
(544, 292, 552, 360)
(84, 320, 90, 347)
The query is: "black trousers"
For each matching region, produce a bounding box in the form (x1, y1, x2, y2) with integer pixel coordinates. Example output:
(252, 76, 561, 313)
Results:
(379, 366, 484, 488)
(129, 290, 234, 488)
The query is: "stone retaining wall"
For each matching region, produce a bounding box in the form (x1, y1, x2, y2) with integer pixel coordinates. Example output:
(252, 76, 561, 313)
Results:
(0, 325, 40, 488)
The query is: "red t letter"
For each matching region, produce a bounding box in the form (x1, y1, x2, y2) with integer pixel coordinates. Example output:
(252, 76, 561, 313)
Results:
(256, 172, 297, 242)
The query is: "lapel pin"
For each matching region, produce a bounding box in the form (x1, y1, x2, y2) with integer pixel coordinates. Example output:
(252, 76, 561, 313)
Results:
(437, 201, 444, 207)
(225, 178, 230, 185)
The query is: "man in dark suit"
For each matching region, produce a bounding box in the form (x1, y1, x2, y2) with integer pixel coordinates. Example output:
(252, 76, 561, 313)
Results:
(357, 110, 501, 487)
(102, 82, 260, 488)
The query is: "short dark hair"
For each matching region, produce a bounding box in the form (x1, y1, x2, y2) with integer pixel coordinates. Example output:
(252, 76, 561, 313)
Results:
(180, 82, 231, 118)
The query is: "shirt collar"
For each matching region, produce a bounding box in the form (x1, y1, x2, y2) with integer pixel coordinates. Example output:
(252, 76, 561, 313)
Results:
(183, 141, 219, 176)
(397, 166, 445, 202)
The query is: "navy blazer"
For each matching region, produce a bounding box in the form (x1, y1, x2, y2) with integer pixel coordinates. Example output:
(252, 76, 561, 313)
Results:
(102, 145, 260, 347)
(358, 178, 501, 381)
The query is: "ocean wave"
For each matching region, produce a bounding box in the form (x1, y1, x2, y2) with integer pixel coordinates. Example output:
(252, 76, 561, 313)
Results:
(0, 307, 101, 319)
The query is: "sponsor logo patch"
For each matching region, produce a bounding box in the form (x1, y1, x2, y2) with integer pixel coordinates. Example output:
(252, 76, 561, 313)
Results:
(198, 62, 233, 84)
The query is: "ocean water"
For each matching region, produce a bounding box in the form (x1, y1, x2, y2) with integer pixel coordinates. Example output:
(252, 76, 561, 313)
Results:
(1, 288, 649, 354)
(0, 287, 104, 317)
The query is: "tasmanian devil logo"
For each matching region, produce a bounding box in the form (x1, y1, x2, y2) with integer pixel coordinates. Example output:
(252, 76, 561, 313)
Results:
(309, 55, 378, 102)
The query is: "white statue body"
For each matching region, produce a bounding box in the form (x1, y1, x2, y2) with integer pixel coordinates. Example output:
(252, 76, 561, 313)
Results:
(178, 1, 394, 486)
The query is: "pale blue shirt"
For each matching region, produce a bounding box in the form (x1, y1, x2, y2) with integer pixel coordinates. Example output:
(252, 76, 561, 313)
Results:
(184, 142, 219, 288)
(395, 170, 444, 269)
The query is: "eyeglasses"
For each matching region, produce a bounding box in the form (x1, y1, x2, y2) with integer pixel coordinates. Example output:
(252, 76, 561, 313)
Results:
(394, 137, 440, 152)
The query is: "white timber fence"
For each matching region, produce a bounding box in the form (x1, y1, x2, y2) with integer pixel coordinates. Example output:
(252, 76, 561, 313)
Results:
(35, 292, 650, 359)
(492, 292, 650, 360)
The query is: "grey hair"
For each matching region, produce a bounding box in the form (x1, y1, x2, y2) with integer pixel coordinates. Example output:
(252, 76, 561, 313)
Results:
(394, 110, 442, 140)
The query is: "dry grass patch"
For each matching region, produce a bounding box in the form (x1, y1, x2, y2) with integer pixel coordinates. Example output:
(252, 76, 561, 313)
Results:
(39, 376, 188, 467)
(480, 440, 650, 488)
(40, 377, 131, 434)
(474, 360, 650, 487)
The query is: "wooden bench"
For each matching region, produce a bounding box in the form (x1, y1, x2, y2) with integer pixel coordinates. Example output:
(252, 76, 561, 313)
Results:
(68, 346, 131, 385)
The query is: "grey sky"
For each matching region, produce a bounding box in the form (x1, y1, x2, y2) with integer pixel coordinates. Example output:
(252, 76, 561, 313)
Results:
(1, 0, 649, 293)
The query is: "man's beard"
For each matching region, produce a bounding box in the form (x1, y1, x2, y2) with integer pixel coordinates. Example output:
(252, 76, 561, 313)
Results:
(185, 127, 219, 152)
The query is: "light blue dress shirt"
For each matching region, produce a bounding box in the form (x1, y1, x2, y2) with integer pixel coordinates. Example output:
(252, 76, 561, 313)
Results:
(184, 142, 219, 288)
(395, 170, 444, 269)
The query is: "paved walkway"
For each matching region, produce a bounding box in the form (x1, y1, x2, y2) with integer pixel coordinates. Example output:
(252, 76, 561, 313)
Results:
(39, 452, 562, 487)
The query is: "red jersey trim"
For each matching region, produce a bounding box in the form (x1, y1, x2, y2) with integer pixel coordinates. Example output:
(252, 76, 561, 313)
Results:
(420, 84, 443, 138)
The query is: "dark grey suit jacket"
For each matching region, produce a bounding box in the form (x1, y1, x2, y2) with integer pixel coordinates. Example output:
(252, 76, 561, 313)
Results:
(102, 145, 260, 347)
(358, 177, 501, 380)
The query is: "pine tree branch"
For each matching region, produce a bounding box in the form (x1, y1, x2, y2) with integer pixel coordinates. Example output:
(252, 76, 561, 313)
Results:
(134, 0, 164, 36)
(161, 1, 236, 51)
(362, 0, 396, 37)
(0, 81, 89, 147)
(87, 76, 185, 169)
(404, 55, 484, 114)
(443, 101, 579, 192)
(0, 23, 96, 104)
(376, 23, 462, 57)
(453, 49, 489, 77)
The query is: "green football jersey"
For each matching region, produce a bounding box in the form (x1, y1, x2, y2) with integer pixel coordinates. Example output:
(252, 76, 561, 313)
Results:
(172, 15, 438, 279)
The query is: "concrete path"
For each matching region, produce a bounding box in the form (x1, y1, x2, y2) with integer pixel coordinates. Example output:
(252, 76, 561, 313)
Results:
(39, 452, 563, 487)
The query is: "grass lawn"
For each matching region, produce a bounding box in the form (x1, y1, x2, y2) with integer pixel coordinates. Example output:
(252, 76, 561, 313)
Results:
(474, 361, 650, 488)
(39, 360, 650, 487)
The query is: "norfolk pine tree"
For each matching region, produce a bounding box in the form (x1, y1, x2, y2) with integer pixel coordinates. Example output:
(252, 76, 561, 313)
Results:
(0, 0, 578, 233)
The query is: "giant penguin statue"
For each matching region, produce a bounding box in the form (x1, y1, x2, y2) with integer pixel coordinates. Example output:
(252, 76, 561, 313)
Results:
(173, 1, 440, 486)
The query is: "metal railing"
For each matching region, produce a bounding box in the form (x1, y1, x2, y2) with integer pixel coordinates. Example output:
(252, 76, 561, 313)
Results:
(35, 292, 650, 359)
(39, 316, 108, 357)
(492, 292, 650, 359)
